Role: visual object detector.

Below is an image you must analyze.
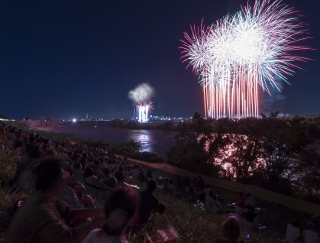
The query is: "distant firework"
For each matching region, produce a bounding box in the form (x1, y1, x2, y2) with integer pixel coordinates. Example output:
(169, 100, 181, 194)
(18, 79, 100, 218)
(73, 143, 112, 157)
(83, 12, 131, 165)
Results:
(181, 0, 311, 119)
(128, 83, 156, 122)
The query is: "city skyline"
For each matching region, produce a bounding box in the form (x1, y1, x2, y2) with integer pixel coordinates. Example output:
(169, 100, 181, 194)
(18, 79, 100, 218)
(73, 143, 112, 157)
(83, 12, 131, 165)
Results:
(1, 0, 319, 119)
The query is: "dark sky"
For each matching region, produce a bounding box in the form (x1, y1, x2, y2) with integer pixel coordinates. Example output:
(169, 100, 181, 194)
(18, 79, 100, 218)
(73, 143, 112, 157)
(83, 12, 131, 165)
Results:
(1, 0, 319, 120)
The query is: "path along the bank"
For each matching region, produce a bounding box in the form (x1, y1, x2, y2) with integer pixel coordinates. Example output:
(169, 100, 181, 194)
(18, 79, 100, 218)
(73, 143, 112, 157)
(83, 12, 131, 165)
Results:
(118, 155, 320, 216)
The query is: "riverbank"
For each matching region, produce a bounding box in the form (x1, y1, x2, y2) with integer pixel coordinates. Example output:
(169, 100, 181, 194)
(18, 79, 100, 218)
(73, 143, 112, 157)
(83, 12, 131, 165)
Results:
(0, 123, 319, 243)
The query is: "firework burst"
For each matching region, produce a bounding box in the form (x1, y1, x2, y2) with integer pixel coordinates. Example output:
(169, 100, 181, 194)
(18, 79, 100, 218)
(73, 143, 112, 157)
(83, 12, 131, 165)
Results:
(180, 0, 311, 119)
(128, 83, 156, 122)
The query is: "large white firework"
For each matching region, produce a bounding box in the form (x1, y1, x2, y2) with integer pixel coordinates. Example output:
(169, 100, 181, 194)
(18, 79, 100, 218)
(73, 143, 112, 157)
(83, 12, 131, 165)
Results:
(128, 83, 156, 104)
(181, 0, 311, 119)
(128, 83, 156, 122)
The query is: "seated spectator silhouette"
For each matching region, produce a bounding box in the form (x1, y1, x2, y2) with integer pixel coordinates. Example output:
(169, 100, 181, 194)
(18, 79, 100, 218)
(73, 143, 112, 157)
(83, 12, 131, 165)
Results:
(138, 179, 158, 224)
(243, 206, 259, 230)
(213, 216, 244, 243)
(285, 219, 302, 243)
(12, 145, 42, 186)
(83, 167, 112, 200)
(205, 191, 221, 213)
(149, 202, 169, 230)
(146, 167, 153, 178)
(236, 192, 245, 208)
(302, 222, 320, 243)
(102, 168, 118, 189)
(138, 167, 147, 183)
(245, 193, 257, 208)
(6, 157, 105, 243)
(198, 175, 205, 190)
(81, 186, 140, 243)
(167, 180, 175, 193)
(114, 170, 125, 186)
(58, 163, 95, 209)
(13, 131, 23, 149)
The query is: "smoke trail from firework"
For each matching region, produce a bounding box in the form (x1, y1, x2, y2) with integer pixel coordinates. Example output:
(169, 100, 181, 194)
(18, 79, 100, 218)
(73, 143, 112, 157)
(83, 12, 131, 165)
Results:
(180, 0, 311, 119)
(128, 83, 156, 104)
(128, 83, 156, 122)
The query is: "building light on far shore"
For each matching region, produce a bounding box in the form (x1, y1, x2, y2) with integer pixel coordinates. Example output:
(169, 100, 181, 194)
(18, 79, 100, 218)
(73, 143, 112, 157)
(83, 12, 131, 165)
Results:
(72, 118, 77, 123)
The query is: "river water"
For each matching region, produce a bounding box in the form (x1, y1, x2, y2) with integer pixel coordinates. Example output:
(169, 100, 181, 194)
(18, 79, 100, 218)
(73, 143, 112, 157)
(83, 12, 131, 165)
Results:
(40, 124, 177, 157)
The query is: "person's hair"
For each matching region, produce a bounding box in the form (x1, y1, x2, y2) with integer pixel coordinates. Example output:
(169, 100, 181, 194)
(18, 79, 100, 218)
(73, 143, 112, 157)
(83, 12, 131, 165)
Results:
(28, 146, 41, 159)
(29, 136, 36, 143)
(34, 157, 64, 192)
(221, 216, 241, 241)
(103, 186, 140, 235)
(119, 165, 124, 172)
(147, 179, 157, 192)
(156, 202, 166, 214)
(292, 219, 300, 228)
(102, 168, 110, 176)
(115, 171, 125, 182)
(73, 162, 82, 170)
(84, 167, 94, 179)
(94, 159, 101, 166)
(307, 222, 314, 230)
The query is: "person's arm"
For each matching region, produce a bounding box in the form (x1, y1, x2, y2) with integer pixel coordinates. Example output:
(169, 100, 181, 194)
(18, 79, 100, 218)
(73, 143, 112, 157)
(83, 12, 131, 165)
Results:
(36, 210, 104, 243)
(68, 207, 104, 224)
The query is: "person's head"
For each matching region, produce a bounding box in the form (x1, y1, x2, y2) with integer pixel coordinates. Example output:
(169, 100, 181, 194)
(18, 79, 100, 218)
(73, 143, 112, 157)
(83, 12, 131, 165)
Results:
(248, 205, 255, 212)
(28, 146, 42, 159)
(60, 161, 74, 185)
(292, 219, 300, 228)
(102, 168, 110, 177)
(119, 165, 124, 172)
(115, 171, 125, 183)
(209, 191, 214, 197)
(221, 216, 241, 241)
(15, 131, 21, 138)
(34, 157, 66, 195)
(84, 167, 94, 179)
(307, 222, 314, 230)
(156, 202, 166, 214)
(29, 136, 36, 144)
(147, 179, 157, 193)
(73, 162, 82, 171)
(103, 186, 140, 235)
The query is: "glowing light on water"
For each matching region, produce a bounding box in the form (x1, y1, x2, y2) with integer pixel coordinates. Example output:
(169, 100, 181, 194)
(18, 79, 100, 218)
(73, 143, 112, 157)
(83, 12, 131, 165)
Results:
(181, 0, 311, 119)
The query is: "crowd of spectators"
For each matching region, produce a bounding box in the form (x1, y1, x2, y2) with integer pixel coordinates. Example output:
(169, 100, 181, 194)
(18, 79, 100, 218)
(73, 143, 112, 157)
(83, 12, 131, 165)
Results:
(1, 122, 320, 242)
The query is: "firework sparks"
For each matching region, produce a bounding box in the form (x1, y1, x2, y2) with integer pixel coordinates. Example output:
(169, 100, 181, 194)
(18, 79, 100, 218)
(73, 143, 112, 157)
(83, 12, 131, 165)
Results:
(180, 0, 311, 119)
(128, 83, 156, 122)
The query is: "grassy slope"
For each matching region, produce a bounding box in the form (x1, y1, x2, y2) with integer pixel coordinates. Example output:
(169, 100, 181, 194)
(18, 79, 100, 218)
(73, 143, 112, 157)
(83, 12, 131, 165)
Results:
(0, 124, 314, 243)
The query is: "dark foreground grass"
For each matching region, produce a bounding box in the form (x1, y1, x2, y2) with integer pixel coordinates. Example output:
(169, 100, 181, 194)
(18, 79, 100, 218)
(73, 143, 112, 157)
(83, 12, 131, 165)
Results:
(125, 170, 314, 243)
(0, 158, 313, 243)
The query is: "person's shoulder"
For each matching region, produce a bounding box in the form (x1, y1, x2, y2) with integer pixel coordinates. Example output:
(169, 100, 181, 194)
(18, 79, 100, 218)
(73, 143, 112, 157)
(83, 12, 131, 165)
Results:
(81, 229, 104, 243)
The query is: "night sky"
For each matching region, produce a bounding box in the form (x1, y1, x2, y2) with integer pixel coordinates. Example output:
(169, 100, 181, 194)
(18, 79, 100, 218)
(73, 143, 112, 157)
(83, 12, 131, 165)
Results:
(1, 0, 319, 120)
